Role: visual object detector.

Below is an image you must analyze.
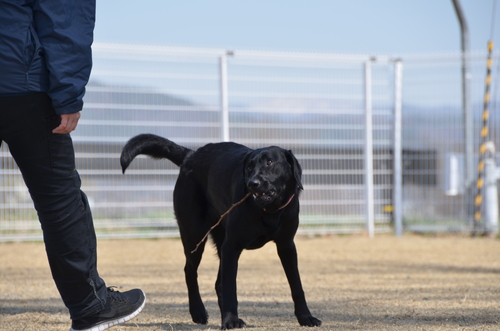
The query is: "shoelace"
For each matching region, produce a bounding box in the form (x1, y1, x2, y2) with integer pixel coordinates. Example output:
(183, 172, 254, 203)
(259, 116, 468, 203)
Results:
(107, 286, 128, 303)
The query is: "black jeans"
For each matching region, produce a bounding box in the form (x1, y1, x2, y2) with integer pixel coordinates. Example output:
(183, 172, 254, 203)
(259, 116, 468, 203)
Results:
(0, 93, 107, 320)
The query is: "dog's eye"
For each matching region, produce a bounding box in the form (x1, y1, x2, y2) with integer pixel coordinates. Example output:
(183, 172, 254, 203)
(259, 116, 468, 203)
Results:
(266, 159, 273, 166)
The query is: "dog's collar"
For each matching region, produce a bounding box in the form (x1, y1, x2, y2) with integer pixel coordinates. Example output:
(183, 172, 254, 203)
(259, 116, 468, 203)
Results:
(263, 193, 295, 213)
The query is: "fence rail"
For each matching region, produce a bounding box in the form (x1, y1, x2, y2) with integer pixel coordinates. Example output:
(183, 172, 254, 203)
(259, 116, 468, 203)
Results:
(1, 43, 499, 241)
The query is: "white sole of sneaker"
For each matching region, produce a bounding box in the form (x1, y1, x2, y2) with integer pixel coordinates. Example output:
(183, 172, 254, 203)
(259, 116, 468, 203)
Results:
(69, 290, 146, 331)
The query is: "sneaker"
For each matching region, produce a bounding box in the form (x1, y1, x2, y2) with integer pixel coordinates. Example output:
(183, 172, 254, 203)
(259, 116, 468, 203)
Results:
(70, 287, 146, 331)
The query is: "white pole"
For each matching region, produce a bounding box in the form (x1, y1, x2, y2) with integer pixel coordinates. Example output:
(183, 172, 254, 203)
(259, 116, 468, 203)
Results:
(484, 157, 499, 235)
(364, 60, 375, 238)
(451, 0, 474, 228)
(393, 60, 403, 236)
(219, 54, 230, 142)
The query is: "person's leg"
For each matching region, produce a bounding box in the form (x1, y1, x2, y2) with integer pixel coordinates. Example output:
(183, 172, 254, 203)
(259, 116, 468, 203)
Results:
(0, 93, 107, 319)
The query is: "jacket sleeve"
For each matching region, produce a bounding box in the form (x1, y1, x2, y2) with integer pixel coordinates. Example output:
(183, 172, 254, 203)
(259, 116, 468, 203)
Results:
(32, 0, 96, 115)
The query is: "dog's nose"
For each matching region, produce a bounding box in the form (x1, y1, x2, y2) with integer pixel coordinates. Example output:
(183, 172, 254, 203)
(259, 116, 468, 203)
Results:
(247, 178, 261, 189)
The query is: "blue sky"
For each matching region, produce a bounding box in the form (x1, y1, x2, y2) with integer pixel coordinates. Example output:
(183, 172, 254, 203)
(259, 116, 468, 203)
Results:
(94, 0, 499, 55)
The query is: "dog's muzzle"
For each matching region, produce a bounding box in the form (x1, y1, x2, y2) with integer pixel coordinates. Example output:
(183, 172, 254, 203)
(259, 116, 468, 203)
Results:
(247, 178, 276, 206)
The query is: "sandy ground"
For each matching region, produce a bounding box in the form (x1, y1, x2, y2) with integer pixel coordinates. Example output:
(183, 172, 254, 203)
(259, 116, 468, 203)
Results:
(1, 234, 499, 331)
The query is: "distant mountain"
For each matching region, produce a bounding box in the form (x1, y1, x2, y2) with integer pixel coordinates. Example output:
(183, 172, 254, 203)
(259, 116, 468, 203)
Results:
(79, 81, 499, 153)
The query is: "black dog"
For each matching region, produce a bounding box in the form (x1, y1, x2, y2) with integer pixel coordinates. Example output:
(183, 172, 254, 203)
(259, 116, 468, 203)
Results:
(120, 134, 321, 329)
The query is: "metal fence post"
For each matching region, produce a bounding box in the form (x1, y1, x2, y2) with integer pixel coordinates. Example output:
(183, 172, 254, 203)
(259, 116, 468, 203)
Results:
(364, 60, 375, 237)
(393, 60, 403, 236)
(451, 0, 474, 229)
(219, 54, 230, 142)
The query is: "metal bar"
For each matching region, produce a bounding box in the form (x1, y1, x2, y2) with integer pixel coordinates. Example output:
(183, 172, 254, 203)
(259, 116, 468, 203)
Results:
(393, 60, 404, 236)
(91, 42, 375, 63)
(451, 0, 474, 229)
(364, 60, 375, 238)
(220, 54, 230, 142)
(84, 103, 220, 111)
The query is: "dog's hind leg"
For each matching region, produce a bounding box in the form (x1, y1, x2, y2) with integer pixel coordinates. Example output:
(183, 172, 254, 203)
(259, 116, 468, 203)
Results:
(182, 238, 209, 324)
(175, 179, 211, 324)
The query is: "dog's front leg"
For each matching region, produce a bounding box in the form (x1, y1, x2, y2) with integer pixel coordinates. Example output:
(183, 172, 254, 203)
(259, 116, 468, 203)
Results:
(220, 241, 246, 329)
(276, 240, 322, 327)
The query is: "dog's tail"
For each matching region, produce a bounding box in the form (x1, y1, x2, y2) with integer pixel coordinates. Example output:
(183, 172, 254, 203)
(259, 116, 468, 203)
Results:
(120, 134, 193, 173)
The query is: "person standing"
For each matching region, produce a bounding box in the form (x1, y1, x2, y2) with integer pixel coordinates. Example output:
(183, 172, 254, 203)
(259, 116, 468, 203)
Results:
(0, 1, 146, 330)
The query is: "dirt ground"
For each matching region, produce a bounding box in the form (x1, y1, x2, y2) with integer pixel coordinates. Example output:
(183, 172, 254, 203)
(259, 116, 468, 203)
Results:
(1, 234, 499, 331)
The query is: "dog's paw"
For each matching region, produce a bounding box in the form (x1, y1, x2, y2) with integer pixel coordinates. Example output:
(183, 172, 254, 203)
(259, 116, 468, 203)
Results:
(298, 314, 322, 327)
(221, 313, 246, 329)
(190, 308, 208, 324)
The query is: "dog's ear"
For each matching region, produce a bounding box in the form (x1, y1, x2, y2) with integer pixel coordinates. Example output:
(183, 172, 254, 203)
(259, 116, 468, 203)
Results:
(285, 150, 303, 190)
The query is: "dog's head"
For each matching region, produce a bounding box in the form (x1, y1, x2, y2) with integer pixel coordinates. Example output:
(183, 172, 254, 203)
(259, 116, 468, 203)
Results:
(244, 146, 303, 209)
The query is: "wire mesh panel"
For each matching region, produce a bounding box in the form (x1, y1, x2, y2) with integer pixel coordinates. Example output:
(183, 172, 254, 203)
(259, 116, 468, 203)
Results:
(400, 51, 500, 232)
(1, 43, 438, 241)
(0, 145, 39, 241)
(225, 52, 394, 234)
(371, 61, 397, 233)
(76, 44, 226, 239)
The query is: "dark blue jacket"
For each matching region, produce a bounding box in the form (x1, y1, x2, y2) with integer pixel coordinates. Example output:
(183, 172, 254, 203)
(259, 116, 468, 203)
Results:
(0, 0, 96, 114)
